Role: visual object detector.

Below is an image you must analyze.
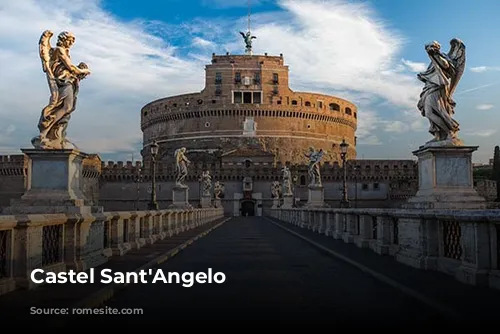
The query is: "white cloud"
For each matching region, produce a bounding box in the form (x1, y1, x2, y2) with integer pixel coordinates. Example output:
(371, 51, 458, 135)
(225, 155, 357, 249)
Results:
(383, 120, 409, 133)
(192, 37, 216, 49)
(358, 135, 382, 146)
(476, 104, 494, 110)
(470, 66, 500, 73)
(464, 129, 497, 137)
(401, 59, 427, 73)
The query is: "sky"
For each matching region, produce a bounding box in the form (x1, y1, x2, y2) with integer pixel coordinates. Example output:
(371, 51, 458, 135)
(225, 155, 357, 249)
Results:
(0, 0, 499, 163)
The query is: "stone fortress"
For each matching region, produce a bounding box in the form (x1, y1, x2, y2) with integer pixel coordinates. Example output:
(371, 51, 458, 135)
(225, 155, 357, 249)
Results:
(0, 42, 496, 216)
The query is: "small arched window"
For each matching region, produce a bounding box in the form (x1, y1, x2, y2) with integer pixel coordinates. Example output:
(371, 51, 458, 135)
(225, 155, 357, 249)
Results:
(300, 175, 306, 185)
(345, 107, 352, 115)
(329, 103, 340, 111)
(291, 100, 298, 105)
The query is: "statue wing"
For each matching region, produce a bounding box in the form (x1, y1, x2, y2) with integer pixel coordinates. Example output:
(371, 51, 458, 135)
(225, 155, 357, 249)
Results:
(251, 36, 257, 39)
(39, 30, 54, 78)
(239, 31, 246, 38)
(447, 38, 466, 98)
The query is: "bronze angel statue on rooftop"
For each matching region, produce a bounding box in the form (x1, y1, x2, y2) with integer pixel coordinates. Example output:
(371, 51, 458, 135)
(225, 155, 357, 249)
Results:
(33, 30, 91, 150)
(239, 31, 256, 50)
(417, 38, 466, 146)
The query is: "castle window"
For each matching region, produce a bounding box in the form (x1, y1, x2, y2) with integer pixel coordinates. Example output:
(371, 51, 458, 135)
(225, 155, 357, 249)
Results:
(254, 72, 261, 84)
(233, 91, 263, 104)
(235, 72, 241, 83)
(252, 92, 262, 104)
(243, 92, 252, 103)
(291, 100, 297, 105)
(277, 100, 282, 105)
(205, 122, 210, 127)
(373, 183, 380, 190)
(273, 73, 279, 84)
(215, 87, 221, 96)
(318, 101, 323, 109)
(354, 112, 357, 119)
(345, 107, 352, 115)
(215, 72, 222, 84)
(300, 175, 306, 185)
(362, 184, 369, 190)
(305, 101, 311, 107)
(329, 103, 340, 111)
(233, 91, 242, 103)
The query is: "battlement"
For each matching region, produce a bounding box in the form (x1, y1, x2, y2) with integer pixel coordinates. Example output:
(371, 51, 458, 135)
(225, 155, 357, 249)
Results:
(0, 154, 102, 178)
(98, 158, 418, 183)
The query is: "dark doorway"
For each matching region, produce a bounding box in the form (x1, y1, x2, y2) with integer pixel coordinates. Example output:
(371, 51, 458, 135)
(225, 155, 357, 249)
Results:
(240, 200, 255, 216)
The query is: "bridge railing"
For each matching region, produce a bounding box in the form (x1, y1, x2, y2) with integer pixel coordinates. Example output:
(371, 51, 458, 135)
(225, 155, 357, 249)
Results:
(0, 207, 224, 296)
(269, 207, 500, 290)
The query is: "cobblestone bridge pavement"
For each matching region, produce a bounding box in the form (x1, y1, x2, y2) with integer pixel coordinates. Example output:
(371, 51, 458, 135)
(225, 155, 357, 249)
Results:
(62, 216, 498, 329)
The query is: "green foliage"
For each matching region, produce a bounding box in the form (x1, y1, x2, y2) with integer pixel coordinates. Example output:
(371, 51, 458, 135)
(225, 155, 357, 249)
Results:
(473, 168, 493, 180)
(493, 146, 500, 181)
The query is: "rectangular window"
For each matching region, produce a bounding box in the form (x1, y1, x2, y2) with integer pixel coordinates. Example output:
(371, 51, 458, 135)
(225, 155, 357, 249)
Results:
(233, 91, 242, 103)
(318, 101, 323, 109)
(235, 72, 241, 83)
(273, 73, 279, 84)
(243, 92, 252, 104)
(373, 183, 380, 190)
(215, 72, 222, 84)
(362, 184, 368, 190)
(253, 92, 262, 104)
(254, 72, 261, 84)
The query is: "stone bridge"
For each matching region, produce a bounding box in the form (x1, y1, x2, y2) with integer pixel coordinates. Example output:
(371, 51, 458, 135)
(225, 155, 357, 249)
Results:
(0, 208, 499, 328)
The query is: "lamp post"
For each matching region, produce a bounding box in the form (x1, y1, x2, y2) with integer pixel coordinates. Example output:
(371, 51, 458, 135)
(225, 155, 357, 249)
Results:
(148, 141, 159, 210)
(353, 165, 359, 208)
(340, 139, 350, 208)
(135, 167, 142, 210)
(292, 175, 298, 207)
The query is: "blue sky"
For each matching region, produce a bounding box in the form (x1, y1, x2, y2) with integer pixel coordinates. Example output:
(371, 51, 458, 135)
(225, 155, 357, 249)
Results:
(0, 0, 499, 163)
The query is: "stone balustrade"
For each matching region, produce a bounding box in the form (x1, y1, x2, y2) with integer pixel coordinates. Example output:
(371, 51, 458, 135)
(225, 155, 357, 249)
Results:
(269, 207, 500, 290)
(0, 207, 223, 296)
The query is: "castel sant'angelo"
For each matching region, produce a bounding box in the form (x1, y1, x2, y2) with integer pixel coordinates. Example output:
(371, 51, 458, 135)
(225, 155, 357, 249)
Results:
(0, 30, 426, 216)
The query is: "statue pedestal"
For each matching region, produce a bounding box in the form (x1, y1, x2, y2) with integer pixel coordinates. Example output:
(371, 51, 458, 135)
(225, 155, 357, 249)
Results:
(271, 198, 280, 209)
(404, 145, 486, 209)
(214, 198, 222, 209)
(306, 185, 325, 207)
(3, 149, 103, 214)
(282, 195, 293, 209)
(200, 195, 212, 208)
(170, 186, 192, 209)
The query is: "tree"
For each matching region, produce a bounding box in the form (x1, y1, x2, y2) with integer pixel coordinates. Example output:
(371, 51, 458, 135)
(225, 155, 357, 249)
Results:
(493, 145, 500, 201)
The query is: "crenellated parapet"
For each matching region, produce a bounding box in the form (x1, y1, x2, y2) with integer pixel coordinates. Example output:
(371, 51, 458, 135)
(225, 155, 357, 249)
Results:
(99, 158, 418, 184)
(0, 154, 102, 179)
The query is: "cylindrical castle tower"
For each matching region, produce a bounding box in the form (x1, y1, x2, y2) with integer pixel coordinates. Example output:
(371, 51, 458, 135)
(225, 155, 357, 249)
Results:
(140, 52, 357, 164)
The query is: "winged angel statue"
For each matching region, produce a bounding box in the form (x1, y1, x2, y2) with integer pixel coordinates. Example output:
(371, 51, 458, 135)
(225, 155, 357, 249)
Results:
(33, 30, 91, 149)
(239, 31, 256, 50)
(417, 38, 466, 146)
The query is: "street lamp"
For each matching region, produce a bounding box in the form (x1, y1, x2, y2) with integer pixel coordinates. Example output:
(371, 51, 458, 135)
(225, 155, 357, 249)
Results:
(340, 139, 350, 208)
(292, 174, 298, 207)
(135, 167, 142, 210)
(148, 141, 159, 210)
(353, 165, 359, 208)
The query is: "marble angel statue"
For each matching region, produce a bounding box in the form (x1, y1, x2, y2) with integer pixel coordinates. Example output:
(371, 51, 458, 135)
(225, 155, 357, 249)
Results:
(305, 147, 325, 187)
(214, 181, 225, 199)
(417, 38, 466, 146)
(270, 181, 281, 199)
(201, 170, 212, 196)
(281, 166, 293, 196)
(33, 30, 91, 149)
(174, 147, 190, 187)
